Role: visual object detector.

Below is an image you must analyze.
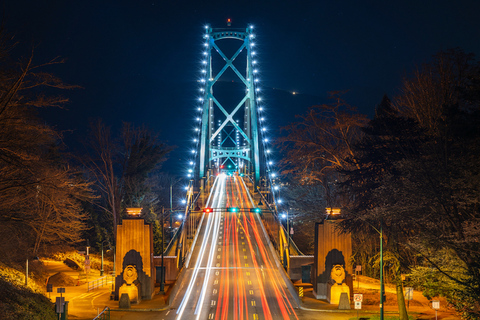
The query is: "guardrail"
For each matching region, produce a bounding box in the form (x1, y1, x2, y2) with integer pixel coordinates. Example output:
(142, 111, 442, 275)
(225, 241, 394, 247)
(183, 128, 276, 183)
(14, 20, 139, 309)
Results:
(93, 306, 110, 320)
(87, 274, 114, 292)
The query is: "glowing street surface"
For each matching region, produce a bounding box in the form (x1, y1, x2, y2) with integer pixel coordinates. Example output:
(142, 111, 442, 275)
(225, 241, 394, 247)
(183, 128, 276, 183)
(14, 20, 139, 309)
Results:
(171, 174, 299, 320)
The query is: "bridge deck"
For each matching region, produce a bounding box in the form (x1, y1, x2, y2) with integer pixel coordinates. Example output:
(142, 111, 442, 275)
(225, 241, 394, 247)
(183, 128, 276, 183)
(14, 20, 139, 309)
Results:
(170, 174, 299, 320)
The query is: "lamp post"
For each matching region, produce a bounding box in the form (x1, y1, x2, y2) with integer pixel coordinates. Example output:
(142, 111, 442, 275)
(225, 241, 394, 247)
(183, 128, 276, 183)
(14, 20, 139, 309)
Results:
(379, 221, 384, 320)
(170, 178, 182, 229)
(281, 212, 290, 270)
(160, 207, 165, 294)
(100, 240, 109, 276)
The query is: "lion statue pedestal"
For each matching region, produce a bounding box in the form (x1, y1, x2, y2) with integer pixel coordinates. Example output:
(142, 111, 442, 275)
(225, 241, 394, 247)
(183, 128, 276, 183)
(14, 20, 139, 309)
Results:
(118, 265, 141, 305)
(327, 264, 350, 304)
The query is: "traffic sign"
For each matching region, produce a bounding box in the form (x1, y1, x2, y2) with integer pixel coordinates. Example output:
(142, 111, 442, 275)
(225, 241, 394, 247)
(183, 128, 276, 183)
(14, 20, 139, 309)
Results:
(355, 301, 362, 309)
(354, 293, 363, 302)
(432, 300, 440, 310)
(405, 287, 413, 300)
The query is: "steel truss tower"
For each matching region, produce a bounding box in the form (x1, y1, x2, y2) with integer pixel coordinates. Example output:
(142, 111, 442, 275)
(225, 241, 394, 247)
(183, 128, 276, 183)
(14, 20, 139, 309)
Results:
(197, 26, 262, 185)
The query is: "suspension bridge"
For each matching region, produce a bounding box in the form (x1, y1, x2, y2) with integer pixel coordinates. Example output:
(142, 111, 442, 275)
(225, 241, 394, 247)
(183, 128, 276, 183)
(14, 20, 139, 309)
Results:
(162, 25, 307, 320)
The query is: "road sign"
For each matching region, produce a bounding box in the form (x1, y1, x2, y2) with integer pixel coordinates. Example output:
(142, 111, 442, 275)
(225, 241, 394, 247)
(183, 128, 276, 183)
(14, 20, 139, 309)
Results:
(405, 287, 413, 300)
(355, 301, 362, 309)
(55, 297, 65, 313)
(46, 284, 52, 292)
(57, 287, 65, 293)
(354, 293, 363, 302)
(355, 265, 362, 272)
(432, 300, 440, 310)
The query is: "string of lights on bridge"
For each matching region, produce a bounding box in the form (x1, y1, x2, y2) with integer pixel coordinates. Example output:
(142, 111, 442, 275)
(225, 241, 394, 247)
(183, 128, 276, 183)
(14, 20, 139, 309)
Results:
(186, 24, 282, 205)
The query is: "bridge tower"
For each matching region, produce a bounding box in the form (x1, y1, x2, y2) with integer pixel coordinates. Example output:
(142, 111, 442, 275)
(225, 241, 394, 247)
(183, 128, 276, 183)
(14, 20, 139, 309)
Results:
(195, 25, 263, 186)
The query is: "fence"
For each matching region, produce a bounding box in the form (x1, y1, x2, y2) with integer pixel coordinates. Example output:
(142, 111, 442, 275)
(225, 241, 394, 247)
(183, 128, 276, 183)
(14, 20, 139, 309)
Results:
(87, 274, 114, 292)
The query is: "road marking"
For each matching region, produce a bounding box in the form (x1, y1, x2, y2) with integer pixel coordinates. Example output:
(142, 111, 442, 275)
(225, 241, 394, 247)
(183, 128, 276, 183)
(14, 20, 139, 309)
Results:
(242, 242, 245, 245)
(213, 289, 217, 294)
(218, 248, 221, 251)
(216, 263, 220, 267)
(244, 255, 248, 260)
(241, 236, 244, 239)
(211, 300, 216, 306)
(248, 280, 252, 285)
(214, 280, 218, 285)
(246, 272, 250, 276)
(249, 290, 254, 295)
(253, 314, 259, 320)
(251, 300, 256, 306)
(215, 271, 219, 276)
(209, 313, 215, 319)
(245, 263, 249, 267)
(243, 248, 246, 252)
(217, 255, 221, 259)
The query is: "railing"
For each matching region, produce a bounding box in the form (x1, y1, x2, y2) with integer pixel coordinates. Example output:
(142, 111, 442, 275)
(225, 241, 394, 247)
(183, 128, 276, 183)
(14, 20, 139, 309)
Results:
(87, 274, 114, 292)
(93, 307, 110, 320)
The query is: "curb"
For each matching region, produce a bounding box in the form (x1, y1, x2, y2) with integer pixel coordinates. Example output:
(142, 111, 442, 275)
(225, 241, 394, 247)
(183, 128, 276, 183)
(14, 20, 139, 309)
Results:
(110, 307, 171, 312)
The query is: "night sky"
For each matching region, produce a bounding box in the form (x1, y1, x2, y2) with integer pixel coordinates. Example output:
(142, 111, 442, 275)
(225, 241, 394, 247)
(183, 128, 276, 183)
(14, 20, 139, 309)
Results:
(4, 0, 480, 173)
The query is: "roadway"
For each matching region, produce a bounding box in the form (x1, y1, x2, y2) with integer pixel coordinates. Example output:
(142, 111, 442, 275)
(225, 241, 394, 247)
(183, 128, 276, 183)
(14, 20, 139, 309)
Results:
(170, 173, 299, 320)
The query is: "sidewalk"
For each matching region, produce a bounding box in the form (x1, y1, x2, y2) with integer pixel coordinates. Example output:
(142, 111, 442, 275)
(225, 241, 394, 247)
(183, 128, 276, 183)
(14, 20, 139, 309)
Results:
(42, 259, 170, 319)
(296, 276, 459, 320)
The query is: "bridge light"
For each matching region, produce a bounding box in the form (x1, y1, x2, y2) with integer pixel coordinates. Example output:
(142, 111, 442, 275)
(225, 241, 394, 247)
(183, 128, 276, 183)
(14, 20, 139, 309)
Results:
(268, 161, 273, 165)
(178, 214, 184, 219)
(278, 199, 283, 203)
(188, 169, 192, 173)
(227, 207, 239, 213)
(261, 128, 266, 132)
(259, 107, 264, 111)
(281, 213, 287, 219)
(190, 161, 194, 165)
(181, 199, 187, 204)
(274, 186, 279, 190)
(191, 149, 196, 153)
(250, 208, 261, 213)
(203, 207, 213, 213)
(271, 172, 276, 177)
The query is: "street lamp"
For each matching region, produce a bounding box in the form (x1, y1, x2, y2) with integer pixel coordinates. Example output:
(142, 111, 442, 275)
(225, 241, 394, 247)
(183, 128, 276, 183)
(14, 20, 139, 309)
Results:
(170, 178, 183, 228)
(281, 212, 290, 270)
(100, 240, 110, 276)
(160, 207, 165, 294)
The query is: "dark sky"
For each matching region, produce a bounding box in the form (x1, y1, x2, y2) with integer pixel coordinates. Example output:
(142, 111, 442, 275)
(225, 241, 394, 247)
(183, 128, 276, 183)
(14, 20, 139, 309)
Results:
(4, 0, 480, 173)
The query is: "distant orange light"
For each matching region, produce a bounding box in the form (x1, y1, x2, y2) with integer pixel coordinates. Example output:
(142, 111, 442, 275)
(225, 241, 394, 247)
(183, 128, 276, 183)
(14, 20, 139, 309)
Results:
(326, 207, 341, 215)
(126, 207, 142, 216)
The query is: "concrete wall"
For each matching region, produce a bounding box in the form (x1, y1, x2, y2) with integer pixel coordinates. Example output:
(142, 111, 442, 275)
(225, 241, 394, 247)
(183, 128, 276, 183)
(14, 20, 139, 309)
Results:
(288, 256, 314, 282)
(153, 256, 179, 282)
